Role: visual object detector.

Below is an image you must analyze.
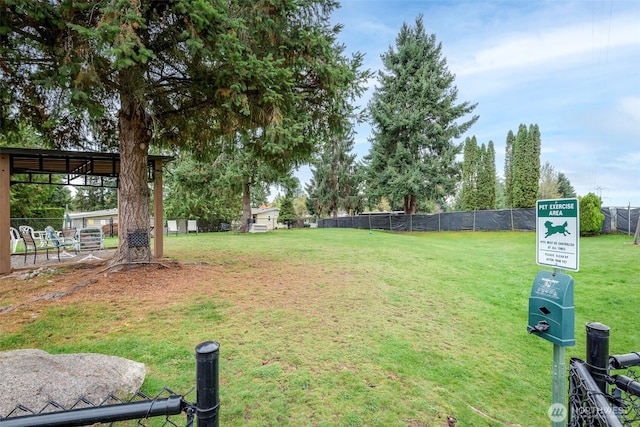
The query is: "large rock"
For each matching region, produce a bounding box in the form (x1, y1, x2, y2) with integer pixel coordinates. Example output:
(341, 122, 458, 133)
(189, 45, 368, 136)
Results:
(0, 349, 145, 417)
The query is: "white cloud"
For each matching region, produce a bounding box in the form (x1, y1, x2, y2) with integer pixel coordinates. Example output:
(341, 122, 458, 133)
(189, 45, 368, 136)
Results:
(456, 15, 640, 77)
(618, 96, 640, 123)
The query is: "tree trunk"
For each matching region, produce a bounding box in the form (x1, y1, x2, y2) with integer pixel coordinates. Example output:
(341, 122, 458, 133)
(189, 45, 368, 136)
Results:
(114, 97, 151, 264)
(404, 195, 417, 215)
(239, 180, 252, 233)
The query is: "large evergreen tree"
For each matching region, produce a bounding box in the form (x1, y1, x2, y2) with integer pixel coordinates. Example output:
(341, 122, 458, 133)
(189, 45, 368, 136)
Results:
(1, 0, 360, 262)
(509, 124, 540, 208)
(460, 137, 495, 211)
(365, 15, 477, 214)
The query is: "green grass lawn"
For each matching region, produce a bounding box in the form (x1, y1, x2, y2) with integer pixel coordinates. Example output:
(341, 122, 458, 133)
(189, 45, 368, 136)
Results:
(1, 229, 638, 426)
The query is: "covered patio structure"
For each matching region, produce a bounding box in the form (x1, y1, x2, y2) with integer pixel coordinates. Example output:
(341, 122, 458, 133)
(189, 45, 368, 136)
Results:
(0, 147, 172, 274)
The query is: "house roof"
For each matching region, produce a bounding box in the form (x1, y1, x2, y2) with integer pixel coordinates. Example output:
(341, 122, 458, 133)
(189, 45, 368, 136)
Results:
(68, 208, 118, 219)
(251, 207, 279, 215)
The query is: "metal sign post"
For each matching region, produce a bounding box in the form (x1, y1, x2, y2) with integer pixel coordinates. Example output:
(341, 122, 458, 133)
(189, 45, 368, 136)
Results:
(532, 198, 580, 426)
(551, 343, 566, 426)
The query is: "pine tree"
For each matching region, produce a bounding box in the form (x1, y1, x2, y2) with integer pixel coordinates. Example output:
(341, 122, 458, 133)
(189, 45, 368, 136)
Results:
(307, 127, 362, 218)
(365, 15, 477, 214)
(557, 173, 576, 198)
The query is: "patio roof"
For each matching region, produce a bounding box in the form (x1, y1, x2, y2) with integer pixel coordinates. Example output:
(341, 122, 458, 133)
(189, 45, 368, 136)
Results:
(0, 147, 172, 187)
(0, 147, 173, 275)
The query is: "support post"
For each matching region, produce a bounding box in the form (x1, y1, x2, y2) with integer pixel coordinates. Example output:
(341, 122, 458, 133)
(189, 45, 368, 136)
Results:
(586, 322, 610, 393)
(153, 159, 164, 259)
(196, 341, 220, 427)
(0, 154, 11, 275)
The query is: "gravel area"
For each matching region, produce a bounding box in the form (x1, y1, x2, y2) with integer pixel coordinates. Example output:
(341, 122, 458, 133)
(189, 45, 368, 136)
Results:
(10, 249, 116, 271)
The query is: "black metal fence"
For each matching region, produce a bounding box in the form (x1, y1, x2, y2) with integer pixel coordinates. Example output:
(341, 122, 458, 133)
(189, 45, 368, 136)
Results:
(569, 323, 640, 426)
(318, 207, 640, 234)
(0, 341, 220, 427)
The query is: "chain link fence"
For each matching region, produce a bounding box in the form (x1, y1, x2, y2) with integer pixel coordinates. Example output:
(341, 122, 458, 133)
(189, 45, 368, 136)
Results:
(318, 207, 639, 234)
(569, 324, 640, 426)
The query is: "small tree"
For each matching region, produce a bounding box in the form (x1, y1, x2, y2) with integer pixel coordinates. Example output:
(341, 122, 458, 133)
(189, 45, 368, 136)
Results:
(579, 192, 605, 236)
(538, 161, 560, 200)
(278, 194, 297, 228)
(307, 128, 361, 218)
(557, 173, 577, 198)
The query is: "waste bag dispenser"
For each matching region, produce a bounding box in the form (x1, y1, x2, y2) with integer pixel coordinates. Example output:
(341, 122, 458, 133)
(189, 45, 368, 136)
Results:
(527, 270, 575, 347)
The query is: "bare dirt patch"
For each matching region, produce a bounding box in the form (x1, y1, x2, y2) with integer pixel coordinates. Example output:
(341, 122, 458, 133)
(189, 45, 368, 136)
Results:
(0, 256, 350, 332)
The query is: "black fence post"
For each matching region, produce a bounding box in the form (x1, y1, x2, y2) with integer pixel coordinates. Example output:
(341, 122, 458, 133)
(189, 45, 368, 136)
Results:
(586, 322, 610, 393)
(195, 341, 220, 427)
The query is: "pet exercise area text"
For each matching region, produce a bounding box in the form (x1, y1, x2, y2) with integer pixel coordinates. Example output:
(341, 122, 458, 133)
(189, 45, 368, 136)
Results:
(538, 201, 575, 217)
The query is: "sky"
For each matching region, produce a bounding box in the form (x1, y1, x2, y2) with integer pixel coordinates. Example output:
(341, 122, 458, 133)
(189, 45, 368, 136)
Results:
(296, 0, 640, 207)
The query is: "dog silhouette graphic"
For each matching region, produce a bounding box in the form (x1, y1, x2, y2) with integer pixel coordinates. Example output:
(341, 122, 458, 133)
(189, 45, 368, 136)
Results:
(544, 221, 571, 238)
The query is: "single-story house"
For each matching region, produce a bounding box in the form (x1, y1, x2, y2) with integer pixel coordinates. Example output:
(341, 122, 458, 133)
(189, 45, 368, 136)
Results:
(251, 207, 280, 230)
(67, 208, 118, 230)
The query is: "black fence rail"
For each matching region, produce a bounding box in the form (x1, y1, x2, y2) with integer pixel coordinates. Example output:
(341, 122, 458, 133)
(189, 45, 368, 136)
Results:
(569, 323, 640, 426)
(0, 341, 219, 427)
(318, 207, 640, 234)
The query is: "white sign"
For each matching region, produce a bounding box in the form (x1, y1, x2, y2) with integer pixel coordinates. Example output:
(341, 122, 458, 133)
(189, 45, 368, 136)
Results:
(536, 198, 580, 271)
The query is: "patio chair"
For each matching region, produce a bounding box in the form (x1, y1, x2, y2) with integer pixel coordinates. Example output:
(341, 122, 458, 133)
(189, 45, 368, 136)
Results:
(61, 228, 79, 255)
(167, 220, 179, 236)
(18, 225, 34, 234)
(10, 226, 23, 254)
(187, 220, 198, 235)
(45, 226, 76, 260)
(19, 225, 45, 247)
(20, 229, 53, 264)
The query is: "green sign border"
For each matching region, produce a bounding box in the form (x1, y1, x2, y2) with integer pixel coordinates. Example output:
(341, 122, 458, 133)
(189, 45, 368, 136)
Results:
(536, 198, 580, 271)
